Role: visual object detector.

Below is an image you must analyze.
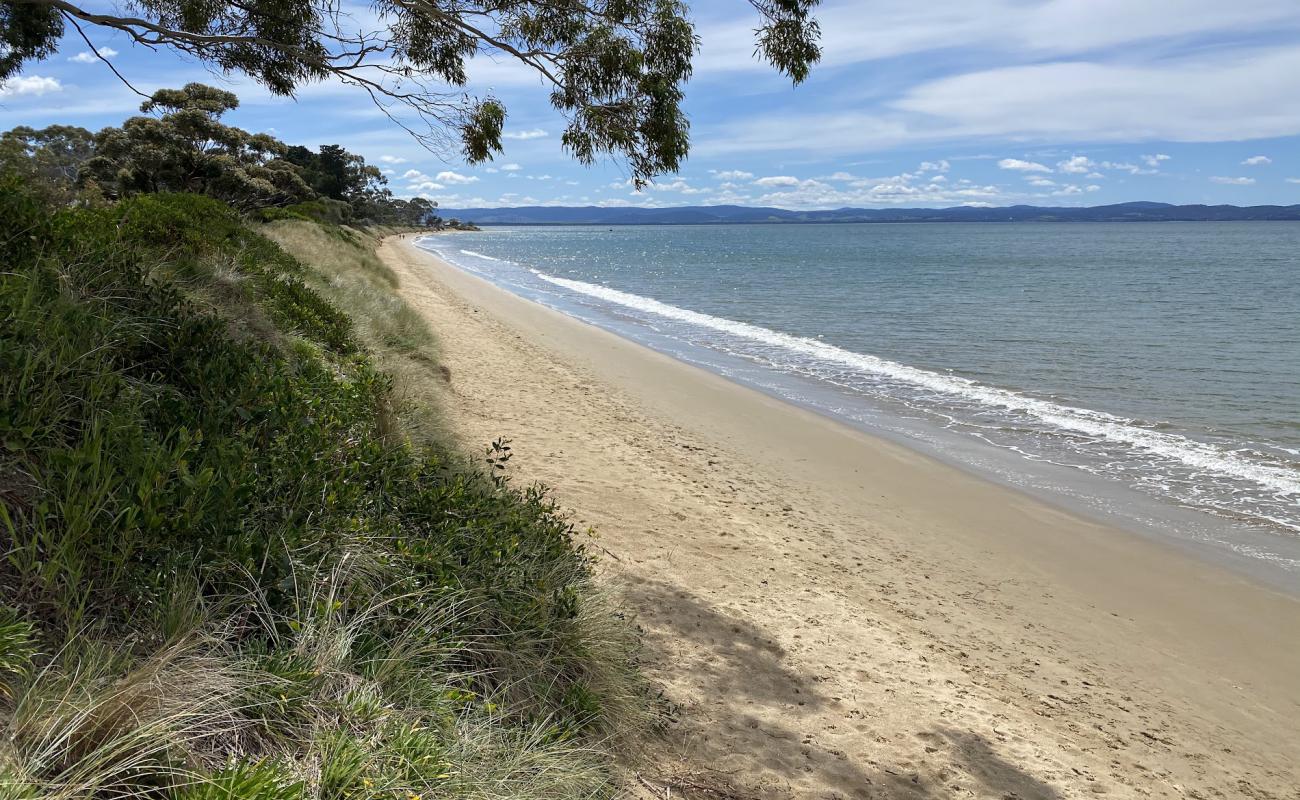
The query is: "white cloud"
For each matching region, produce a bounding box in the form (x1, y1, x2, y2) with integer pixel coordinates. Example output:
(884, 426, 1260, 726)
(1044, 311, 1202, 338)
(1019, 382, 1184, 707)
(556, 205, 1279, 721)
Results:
(0, 75, 61, 96)
(1242, 155, 1271, 166)
(1210, 176, 1256, 185)
(1286, 177, 1300, 184)
(1140, 153, 1171, 167)
(69, 47, 118, 63)
(711, 169, 754, 180)
(753, 175, 803, 187)
(503, 128, 548, 140)
(645, 178, 704, 194)
(698, 41, 1300, 157)
(1026, 177, 1056, 187)
(695, 1, 1300, 77)
(918, 159, 950, 172)
(500, 163, 523, 171)
(1057, 155, 1095, 174)
(378, 155, 407, 164)
(893, 47, 1300, 144)
(723, 168, 1010, 209)
(1100, 160, 1161, 176)
(824, 171, 857, 181)
(400, 169, 450, 192)
(436, 170, 479, 184)
(998, 158, 1051, 172)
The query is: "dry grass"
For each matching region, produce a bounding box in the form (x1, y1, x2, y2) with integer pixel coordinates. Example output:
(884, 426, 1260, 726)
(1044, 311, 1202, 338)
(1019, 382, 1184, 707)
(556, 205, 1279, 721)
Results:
(262, 220, 452, 445)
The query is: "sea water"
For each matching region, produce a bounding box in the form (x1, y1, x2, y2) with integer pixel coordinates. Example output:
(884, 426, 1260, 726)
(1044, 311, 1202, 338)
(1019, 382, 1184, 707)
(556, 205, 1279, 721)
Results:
(416, 223, 1300, 589)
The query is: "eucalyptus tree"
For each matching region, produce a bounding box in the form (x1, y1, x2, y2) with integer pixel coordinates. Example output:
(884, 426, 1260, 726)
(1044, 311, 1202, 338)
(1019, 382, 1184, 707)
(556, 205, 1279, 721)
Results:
(84, 82, 316, 209)
(1, 0, 821, 184)
(0, 124, 96, 203)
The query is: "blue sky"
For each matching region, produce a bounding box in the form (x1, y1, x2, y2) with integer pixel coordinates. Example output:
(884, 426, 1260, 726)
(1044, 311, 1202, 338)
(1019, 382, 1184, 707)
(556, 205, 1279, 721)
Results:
(3, 0, 1300, 209)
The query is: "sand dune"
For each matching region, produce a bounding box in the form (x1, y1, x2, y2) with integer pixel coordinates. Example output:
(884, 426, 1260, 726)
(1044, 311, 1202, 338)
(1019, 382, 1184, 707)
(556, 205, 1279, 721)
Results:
(382, 235, 1300, 800)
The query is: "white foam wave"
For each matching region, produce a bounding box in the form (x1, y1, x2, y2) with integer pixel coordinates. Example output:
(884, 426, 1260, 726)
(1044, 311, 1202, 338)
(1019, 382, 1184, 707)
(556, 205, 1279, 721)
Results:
(530, 269, 1300, 502)
(459, 249, 505, 262)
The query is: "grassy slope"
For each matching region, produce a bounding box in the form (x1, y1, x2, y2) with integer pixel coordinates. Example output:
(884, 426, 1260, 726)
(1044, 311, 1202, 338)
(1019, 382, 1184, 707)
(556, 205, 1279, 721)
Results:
(0, 181, 647, 799)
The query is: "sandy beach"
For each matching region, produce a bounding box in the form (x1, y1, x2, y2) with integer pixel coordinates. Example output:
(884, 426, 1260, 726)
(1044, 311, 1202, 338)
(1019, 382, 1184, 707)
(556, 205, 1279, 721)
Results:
(381, 235, 1300, 800)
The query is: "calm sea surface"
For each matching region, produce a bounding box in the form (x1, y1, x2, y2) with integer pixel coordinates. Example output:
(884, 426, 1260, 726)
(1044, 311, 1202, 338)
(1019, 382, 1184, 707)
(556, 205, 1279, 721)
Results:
(417, 223, 1300, 587)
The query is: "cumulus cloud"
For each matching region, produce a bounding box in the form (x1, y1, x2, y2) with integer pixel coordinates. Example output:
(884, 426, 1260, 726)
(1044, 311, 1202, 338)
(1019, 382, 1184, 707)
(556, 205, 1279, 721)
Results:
(1025, 176, 1056, 187)
(711, 169, 754, 180)
(1210, 175, 1255, 185)
(377, 155, 407, 164)
(436, 170, 479, 184)
(918, 159, 950, 172)
(1057, 155, 1095, 174)
(645, 178, 704, 194)
(70, 47, 118, 63)
(998, 158, 1051, 172)
(502, 128, 548, 140)
(753, 175, 803, 187)
(824, 171, 857, 181)
(731, 169, 1007, 210)
(500, 163, 523, 171)
(1241, 155, 1271, 165)
(0, 75, 61, 96)
(1141, 153, 1171, 167)
(400, 169, 449, 191)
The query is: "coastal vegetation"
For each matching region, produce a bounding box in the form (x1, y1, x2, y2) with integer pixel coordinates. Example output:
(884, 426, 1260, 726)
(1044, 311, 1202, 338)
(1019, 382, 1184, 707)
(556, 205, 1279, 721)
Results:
(0, 109, 651, 796)
(0, 83, 446, 227)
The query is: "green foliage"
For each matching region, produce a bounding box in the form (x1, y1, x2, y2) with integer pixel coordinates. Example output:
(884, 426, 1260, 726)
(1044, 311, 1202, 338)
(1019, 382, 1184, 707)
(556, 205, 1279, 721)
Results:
(0, 3, 62, 81)
(0, 177, 648, 797)
(0, 0, 820, 185)
(176, 761, 305, 800)
(257, 199, 354, 225)
(1, 86, 438, 225)
(0, 608, 37, 685)
(0, 125, 97, 205)
(84, 83, 315, 211)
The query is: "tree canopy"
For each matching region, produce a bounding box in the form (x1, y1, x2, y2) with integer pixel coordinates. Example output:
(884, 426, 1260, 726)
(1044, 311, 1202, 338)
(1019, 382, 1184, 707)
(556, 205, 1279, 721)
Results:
(1, 83, 444, 225)
(1, 0, 821, 185)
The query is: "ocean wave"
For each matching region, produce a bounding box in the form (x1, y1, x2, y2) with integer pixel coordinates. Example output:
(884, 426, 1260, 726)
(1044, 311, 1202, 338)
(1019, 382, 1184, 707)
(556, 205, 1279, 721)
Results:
(459, 249, 508, 262)
(530, 269, 1300, 508)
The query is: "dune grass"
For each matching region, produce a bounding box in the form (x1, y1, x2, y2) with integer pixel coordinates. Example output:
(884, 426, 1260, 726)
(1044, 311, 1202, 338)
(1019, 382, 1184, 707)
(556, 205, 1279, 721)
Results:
(0, 177, 650, 799)
(260, 220, 450, 446)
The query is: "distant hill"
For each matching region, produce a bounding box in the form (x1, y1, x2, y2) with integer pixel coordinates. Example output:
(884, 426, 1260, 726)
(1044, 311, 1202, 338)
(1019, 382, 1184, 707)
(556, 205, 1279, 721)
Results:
(438, 201, 1300, 225)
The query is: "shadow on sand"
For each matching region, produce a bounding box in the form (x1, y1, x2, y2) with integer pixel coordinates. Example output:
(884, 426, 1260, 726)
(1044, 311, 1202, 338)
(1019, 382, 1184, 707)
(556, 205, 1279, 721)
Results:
(624, 575, 1062, 800)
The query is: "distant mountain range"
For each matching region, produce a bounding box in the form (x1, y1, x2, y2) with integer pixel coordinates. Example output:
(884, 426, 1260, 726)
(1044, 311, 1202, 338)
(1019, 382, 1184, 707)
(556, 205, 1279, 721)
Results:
(437, 201, 1300, 225)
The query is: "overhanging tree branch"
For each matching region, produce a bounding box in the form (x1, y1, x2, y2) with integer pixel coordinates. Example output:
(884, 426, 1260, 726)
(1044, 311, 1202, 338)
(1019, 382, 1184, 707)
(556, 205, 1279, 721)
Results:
(4, 0, 821, 184)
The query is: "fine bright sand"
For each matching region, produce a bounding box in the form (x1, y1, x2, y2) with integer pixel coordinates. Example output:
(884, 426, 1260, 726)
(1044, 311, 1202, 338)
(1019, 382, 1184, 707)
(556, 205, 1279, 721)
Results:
(381, 236, 1300, 800)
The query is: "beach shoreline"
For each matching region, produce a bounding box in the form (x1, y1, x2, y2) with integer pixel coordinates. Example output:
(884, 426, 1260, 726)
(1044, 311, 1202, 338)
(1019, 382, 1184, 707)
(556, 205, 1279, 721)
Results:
(383, 234, 1300, 799)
